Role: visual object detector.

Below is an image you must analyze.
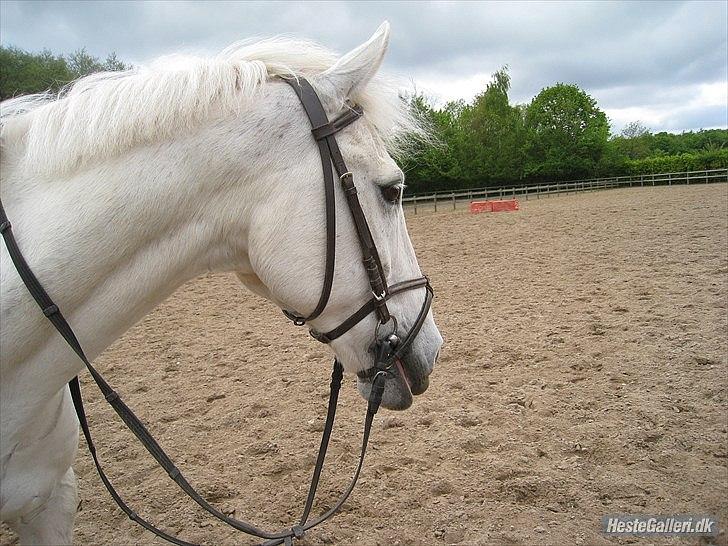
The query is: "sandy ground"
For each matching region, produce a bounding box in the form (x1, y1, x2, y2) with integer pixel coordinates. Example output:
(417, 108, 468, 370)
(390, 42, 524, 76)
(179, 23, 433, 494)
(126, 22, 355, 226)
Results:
(2, 184, 727, 546)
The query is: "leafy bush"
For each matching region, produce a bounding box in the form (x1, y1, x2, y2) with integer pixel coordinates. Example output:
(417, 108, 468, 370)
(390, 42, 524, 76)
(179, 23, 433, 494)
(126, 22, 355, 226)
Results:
(626, 149, 728, 175)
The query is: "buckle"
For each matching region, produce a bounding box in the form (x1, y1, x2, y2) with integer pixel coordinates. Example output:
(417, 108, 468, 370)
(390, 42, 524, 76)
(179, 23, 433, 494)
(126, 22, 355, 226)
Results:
(372, 289, 386, 302)
(282, 309, 306, 326)
(339, 171, 353, 182)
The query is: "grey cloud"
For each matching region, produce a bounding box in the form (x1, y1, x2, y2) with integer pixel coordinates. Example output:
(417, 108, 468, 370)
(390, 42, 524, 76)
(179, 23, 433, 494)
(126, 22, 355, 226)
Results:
(0, 0, 725, 132)
(663, 104, 727, 132)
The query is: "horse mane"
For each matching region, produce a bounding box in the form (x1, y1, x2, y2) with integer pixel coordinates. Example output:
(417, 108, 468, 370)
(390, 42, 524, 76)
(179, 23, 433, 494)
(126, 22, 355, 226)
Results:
(0, 37, 425, 177)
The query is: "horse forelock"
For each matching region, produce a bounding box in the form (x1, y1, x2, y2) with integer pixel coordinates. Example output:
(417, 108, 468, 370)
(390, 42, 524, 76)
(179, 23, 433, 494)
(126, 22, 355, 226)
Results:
(0, 36, 426, 180)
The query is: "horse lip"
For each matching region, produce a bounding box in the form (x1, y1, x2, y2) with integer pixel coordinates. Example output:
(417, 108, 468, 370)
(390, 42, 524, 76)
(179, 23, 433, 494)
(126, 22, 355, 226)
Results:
(397, 349, 433, 395)
(395, 358, 411, 391)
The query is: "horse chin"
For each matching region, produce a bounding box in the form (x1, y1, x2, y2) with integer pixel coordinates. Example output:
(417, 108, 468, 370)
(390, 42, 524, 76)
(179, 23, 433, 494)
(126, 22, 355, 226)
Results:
(356, 358, 429, 411)
(357, 373, 412, 411)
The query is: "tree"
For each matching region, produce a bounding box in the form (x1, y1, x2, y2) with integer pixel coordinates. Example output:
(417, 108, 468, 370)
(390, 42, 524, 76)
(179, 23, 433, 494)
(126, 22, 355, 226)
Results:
(524, 83, 609, 179)
(0, 45, 130, 100)
(67, 48, 105, 78)
(103, 52, 129, 72)
(0, 46, 74, 99)
(467, 66, 527, 182)
(621, 120, 650, 139)
(609, 120, 652, 160)
(399, 94, 470, 192)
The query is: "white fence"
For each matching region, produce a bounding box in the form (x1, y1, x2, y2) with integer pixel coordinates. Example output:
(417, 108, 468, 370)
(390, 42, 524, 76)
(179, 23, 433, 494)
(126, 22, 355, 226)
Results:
(402, 168, 728, 214)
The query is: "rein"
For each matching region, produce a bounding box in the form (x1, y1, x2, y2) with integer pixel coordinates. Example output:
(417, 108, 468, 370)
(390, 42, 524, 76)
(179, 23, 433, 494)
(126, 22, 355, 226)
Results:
(0, 76, 433, 545)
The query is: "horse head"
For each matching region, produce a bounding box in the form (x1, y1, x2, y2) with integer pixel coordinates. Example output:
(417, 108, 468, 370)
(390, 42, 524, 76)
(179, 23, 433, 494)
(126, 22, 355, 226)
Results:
(235, 23, 443, 410)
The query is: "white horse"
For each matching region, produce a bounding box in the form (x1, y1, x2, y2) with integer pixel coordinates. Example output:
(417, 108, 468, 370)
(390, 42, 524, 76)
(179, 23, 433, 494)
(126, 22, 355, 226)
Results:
(0, 22, 442, 545)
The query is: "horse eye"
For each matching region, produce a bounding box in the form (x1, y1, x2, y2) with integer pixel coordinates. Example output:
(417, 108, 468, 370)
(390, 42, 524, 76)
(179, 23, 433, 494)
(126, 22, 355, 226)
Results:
(380, 184, 403, 203)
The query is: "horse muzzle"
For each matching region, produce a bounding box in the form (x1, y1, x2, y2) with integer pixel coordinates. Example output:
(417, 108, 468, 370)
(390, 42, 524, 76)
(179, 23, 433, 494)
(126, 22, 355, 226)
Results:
(356, 287, 439, 410)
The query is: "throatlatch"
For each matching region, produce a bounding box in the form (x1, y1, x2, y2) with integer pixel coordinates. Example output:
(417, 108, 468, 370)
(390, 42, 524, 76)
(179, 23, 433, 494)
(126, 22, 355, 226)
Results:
(0, 75, 434, 546)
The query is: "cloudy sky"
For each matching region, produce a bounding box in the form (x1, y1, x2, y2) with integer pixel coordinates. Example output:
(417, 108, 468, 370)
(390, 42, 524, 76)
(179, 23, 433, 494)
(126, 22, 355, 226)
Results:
(1, 0, 726, 134)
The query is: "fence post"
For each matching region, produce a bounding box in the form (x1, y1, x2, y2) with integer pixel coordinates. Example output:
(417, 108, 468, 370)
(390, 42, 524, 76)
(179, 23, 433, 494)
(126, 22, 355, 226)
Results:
(451, 192, 456, 210)
(668, 173, 672, 186)
(686, 170, 690, 185)
(640, 175, 644, 187)
(414, 195, 417, 215)
(434, 194, 437, 212)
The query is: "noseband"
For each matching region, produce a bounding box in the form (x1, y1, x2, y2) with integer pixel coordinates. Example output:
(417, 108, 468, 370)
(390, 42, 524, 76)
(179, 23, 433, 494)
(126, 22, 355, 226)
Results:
(280, 77, 434, 374)
(0, 76, 434, 546)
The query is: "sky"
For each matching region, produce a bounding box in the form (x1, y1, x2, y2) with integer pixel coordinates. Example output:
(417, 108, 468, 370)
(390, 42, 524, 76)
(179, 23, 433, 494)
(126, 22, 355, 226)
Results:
(1, 0, 726, 134)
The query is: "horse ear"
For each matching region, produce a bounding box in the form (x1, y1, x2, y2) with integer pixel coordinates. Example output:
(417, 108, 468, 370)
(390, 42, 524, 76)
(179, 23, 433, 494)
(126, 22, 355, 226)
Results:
(322, 21, 390, 100)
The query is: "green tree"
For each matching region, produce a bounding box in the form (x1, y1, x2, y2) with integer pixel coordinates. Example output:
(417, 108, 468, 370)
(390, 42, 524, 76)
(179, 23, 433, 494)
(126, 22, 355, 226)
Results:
(0, 45, 130, 100)
(67, 48, 130, 78)
(103, 52, 129, 72)
(524, 83, 609, 179)
(0, 46, 74, 99)
(649, 129, 728, 156)
(67, 48, 105, 78)
(467, 66, 527, 183)
(608, 120, 652, 160)
(400, 94, 469, 192)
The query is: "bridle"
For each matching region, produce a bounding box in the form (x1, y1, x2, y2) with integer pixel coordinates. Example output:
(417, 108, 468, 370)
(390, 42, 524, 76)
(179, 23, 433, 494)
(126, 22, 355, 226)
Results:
(0, 76, 434, 545)
(279, 77, 434, 374)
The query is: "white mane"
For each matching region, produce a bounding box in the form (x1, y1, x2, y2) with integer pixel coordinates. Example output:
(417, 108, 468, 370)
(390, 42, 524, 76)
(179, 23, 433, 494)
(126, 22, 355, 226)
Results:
(0, 37, 424, 177)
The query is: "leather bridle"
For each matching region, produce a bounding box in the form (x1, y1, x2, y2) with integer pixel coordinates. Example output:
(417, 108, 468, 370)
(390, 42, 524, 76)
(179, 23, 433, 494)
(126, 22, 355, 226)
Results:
(279, 77, 434, 371)
(0, 76, 434, 545)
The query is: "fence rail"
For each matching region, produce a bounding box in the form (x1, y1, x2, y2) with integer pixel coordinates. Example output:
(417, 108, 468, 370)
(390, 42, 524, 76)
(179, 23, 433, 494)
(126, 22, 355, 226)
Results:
(402, 168, 728, 214)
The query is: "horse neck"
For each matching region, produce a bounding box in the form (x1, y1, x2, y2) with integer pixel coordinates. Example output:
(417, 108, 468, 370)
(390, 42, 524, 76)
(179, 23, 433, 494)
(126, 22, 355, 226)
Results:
(0, 120, 263, 391)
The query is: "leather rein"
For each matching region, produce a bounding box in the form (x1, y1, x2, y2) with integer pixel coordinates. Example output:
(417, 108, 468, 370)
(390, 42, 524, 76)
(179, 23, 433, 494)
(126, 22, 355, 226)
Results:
(0, 76, 433, 545)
